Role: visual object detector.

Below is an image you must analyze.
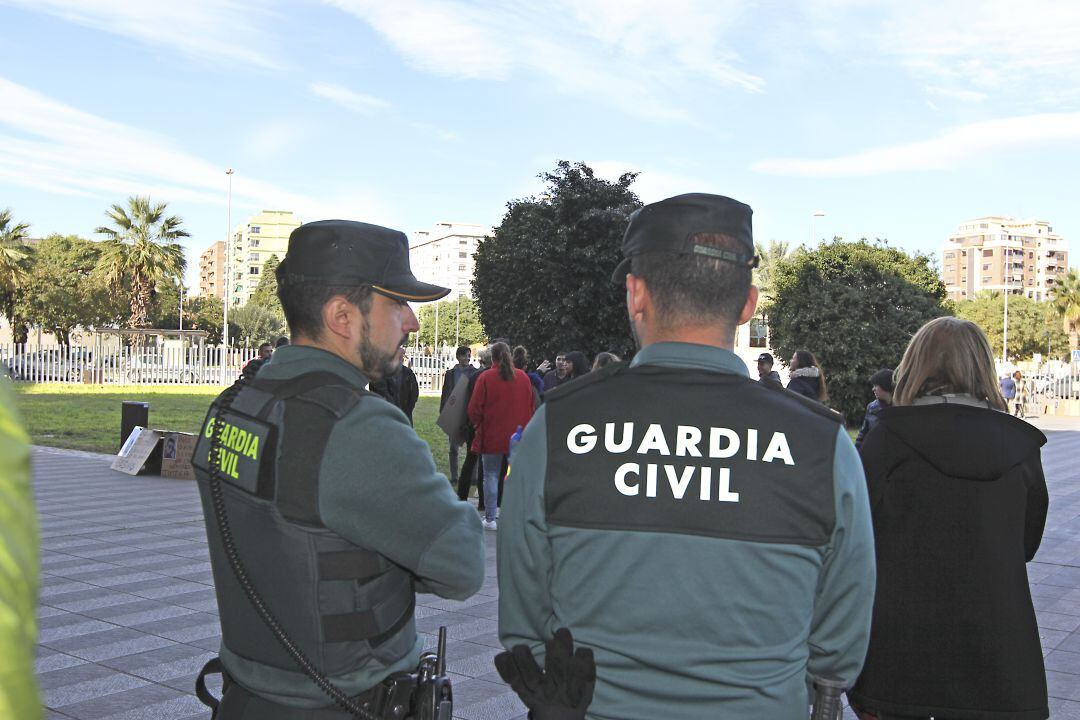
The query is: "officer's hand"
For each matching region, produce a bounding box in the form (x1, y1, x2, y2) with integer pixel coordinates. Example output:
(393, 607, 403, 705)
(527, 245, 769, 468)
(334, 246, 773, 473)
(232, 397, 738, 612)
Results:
(494, 628, 595, 720)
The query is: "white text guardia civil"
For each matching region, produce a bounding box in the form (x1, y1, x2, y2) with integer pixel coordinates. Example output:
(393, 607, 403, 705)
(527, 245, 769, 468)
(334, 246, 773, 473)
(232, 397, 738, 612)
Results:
(566, 423, 796, 503)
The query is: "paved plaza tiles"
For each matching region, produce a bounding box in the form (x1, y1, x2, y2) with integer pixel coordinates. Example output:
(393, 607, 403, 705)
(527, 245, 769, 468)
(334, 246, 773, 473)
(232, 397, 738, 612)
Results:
(30, 417, 1080, 719)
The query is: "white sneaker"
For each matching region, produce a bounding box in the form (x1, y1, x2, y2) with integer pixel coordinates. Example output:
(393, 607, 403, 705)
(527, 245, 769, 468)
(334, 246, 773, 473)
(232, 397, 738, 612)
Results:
(482, 519, 497, 531)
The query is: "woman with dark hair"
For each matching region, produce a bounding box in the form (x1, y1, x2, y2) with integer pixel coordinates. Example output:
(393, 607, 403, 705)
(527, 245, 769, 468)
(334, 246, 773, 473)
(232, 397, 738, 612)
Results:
(786, 350, 827, 402)
(849, 317, 1049, 720)
(512, 345, 543, 401)
(467, 342, 535, 530)
(562, 351, 590, 383)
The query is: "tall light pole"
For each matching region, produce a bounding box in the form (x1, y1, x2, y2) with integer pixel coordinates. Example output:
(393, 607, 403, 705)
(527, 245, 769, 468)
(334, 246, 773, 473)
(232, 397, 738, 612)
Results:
(809, 211, 826, 245)
(223, 168, 234, 350)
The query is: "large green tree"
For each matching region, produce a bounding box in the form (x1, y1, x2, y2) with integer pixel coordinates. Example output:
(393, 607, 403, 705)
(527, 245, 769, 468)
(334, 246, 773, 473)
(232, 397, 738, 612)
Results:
(229, 303, 284, 347)
(955, 292, 1069, 361)
(1051, 270, 1080, 352)
(0, 209, 32, 343)
(94, 196, 188, 330)
(187, 295, 225, 345)
(247, 254, 284, 320)
(20, 235, 126, 346)
(417, 296, 485, 348)
(767, 239, 949, 425)
(473, 161, 641, 361)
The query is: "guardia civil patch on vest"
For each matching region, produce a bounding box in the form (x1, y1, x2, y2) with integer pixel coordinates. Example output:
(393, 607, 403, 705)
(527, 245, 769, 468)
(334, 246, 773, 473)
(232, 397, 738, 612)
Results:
(193, 404, 274, 496)
(545, 365, 838, 546)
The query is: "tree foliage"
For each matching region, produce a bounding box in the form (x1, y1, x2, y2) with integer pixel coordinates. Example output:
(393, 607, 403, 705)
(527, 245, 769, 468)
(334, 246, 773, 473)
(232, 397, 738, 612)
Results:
(94, 196, 188, 330)
(187, 295, 225, 345)
(473, 161, 641, 361)
(248, 254, 284, 320)
(954, 292, 1069, 361)
(0, 208, 33, 343)
(229, 303, 284, 347)
(767, 239, 949, 425)
(20, 235, 126, 346)
(1050, 269, 1080, 351)
(753, 239, 795, 307)
(416, 296, 485, 348)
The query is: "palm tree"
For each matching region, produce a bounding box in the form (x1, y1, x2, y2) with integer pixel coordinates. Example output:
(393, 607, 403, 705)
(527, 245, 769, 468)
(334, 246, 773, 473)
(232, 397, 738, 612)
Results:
(95, 196, 188, 330)
(753, 239, 794, 304)
(0, 208, 32, 342)
(1050, 270, 1080, 353)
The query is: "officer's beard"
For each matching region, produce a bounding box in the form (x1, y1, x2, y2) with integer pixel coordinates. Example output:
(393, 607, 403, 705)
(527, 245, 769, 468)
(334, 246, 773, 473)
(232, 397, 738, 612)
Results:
(357, 316, 405, 380)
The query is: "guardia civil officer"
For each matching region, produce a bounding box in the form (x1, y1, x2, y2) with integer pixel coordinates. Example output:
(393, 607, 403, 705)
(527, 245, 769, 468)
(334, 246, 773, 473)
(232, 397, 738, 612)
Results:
(497, 194, 876, 719)
(193, 220, 484, 719)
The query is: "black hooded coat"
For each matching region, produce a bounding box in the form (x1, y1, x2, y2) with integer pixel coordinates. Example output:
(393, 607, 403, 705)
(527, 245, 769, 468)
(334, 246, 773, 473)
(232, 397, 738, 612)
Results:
(849, 402, 1049, 720)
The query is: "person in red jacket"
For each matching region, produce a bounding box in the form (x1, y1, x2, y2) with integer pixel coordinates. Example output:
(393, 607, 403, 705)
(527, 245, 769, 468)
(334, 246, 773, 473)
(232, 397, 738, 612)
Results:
(468, 342, 535, 530)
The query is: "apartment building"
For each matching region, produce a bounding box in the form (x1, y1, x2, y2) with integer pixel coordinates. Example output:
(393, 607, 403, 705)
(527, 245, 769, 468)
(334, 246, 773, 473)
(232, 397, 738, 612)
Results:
(198, 241, 225, 300)
(409, 222, 490, 300)
(942, 216, 1069, 302)
(225, 210, 301, 306)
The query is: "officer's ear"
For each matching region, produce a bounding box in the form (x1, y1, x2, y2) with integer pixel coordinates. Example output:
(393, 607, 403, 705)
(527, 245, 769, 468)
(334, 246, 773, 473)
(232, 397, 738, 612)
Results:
(625, 274, 650, 320)
(737, 285, 759, 326)
(322, 295, 360, 341)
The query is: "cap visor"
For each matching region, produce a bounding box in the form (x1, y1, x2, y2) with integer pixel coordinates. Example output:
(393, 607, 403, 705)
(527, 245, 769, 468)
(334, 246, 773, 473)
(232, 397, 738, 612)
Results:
(611, 257, 632, 284)
(372, 280, 451, 302)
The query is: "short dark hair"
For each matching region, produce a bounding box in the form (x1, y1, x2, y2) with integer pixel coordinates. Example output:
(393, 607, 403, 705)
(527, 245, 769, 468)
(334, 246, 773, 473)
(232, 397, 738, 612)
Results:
(456, 345, 471, 360)
(630, 232, 751, 328)
(275, 336, 290, 348)
(870, 368, 894, 392)
(276, 263, 374, 340)
(512, 345, 528, 370)
(258, 342, 273, 352)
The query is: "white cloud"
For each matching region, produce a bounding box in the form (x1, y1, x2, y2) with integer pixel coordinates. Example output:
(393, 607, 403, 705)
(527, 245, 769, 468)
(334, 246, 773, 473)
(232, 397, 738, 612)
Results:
(0, 75, 389, 226)
(309, 82, 392, 114)
(801, 0, 1080, 103)
(752, 112, 1080, 177)
(0, 0, 282, 68)
(925, 86, 987, 103)
(323, 0, 763, 120)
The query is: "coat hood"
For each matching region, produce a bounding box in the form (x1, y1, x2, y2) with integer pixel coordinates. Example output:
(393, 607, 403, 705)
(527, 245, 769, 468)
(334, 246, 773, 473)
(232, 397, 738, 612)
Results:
(875, 404, 1045, 480)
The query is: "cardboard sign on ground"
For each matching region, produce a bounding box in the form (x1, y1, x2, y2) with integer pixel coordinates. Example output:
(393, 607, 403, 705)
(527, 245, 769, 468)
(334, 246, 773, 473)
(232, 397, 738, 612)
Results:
(111, 427, 162, 475)
(158, 431, 198, 480)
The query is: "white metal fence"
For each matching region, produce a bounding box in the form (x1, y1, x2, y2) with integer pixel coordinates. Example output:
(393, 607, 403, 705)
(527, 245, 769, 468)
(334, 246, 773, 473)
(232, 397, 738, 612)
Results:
(0, 342, 460, 391)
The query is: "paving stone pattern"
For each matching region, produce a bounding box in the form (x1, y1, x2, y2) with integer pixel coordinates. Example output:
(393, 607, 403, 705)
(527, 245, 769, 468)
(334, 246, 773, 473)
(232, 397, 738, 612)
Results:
(31, 423, 1080, 719)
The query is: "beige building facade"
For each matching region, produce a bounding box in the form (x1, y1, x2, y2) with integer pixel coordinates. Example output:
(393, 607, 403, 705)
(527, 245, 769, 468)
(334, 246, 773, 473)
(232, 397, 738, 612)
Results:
(198, 241, 225, 300)
(225, 210, 301, 307)
(409, 222, 490, 301)
(942, 216, 1069, 302)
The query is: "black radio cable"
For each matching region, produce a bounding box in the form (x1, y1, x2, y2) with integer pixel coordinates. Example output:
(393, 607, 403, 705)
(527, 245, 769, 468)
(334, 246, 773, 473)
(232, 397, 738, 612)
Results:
(207, 380, 382, 720)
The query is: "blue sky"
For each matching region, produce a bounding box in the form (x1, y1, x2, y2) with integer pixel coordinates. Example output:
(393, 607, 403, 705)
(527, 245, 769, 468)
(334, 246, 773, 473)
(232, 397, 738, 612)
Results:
(1, 0, 1078, 292)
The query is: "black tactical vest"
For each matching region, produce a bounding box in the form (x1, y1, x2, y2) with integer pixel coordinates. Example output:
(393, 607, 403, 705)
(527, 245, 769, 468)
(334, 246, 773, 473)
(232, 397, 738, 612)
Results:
(544, 363, 842, 546)
(191, 371, 417, 687)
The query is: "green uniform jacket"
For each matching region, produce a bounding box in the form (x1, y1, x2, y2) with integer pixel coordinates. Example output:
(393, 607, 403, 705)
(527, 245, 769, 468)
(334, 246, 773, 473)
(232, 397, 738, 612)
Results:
(497, 342, 875, 720)
(221, 345, 485, 706)
(0, 378, 41, 720)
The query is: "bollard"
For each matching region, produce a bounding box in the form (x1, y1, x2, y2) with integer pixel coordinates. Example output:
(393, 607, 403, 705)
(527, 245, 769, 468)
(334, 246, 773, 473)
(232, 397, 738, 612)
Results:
(120, 401, 149, 452)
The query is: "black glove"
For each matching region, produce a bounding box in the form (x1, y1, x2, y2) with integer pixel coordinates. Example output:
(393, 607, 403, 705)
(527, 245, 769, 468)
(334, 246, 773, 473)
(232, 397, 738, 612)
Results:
(494, 628, 596, 720)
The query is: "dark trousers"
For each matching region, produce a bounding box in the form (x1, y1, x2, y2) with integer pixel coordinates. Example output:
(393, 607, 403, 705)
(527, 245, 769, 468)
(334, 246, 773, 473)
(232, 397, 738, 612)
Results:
(456, 451, 506, 510)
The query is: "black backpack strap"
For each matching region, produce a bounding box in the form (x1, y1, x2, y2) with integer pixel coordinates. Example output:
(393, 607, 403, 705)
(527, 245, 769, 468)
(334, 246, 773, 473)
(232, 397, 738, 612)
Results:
(195, 656, 225, 716)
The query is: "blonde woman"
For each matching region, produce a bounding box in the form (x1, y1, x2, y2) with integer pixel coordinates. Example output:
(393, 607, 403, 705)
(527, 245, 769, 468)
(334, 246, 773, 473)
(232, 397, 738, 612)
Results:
(849, 317, 1049, 720)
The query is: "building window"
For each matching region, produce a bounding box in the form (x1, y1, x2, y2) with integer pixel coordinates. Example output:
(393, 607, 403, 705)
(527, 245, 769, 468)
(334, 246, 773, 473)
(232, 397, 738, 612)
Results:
(250, 238, 260, 247)
(460, 239, 468, 245)
(945, 265, 954, 272)
(249, 226, 261, 234)
(458, 264, 466, 271)
(945, 252, 955, 259)
(982, 263, 991, 271)
(982, 276, 992, 283)
(459, 252, 467, 258)
(982, 249, 993, 257)
(249, 266, 260, 275)
(247, 253, 259, 261)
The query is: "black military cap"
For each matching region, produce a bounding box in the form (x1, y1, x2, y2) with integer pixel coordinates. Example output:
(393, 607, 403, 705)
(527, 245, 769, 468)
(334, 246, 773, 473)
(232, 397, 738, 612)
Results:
(612, 193, 758, 283)
(280, 220, 449, 302)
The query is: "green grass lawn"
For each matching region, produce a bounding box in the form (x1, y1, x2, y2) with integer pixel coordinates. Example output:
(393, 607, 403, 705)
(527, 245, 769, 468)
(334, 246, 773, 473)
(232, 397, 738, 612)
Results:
(13, 384, 453, 477)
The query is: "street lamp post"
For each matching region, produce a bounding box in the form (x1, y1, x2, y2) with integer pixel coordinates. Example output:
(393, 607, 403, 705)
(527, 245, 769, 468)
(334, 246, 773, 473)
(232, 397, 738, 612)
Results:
(223, 169, 234, 352)
(809, 211, 826, 245)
